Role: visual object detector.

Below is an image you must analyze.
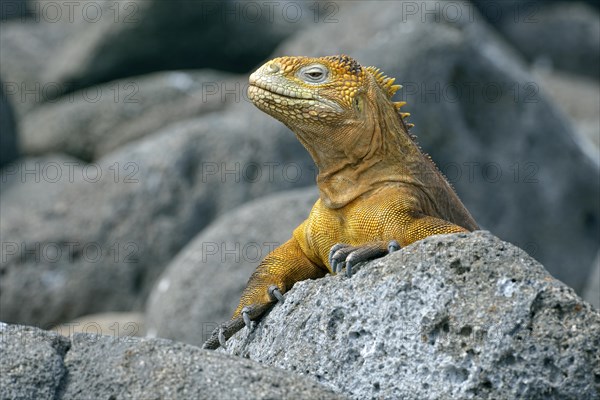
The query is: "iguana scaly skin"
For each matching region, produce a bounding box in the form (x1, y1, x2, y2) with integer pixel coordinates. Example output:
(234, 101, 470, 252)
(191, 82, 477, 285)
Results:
(203, 55, 478, 349)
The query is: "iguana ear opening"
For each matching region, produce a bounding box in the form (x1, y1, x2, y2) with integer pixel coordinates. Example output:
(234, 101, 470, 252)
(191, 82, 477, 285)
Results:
(353, 93, 367, 116)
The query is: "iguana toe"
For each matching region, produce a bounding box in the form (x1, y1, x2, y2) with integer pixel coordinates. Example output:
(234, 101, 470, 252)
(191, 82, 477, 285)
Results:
(268, 285, 285, 303)
(218, 326, 227, 348)
(329, 243, 350, 269)
(344, 245, 386, 277)
(330, 245, 361, 275)
(203, 302, 274, 350)
(388, 240, 401, 253)
(242, 306, 255, 329)
(329, 241, 400, 277)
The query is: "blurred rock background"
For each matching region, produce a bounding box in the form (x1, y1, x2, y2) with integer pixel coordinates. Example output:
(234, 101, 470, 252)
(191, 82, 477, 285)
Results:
(0, 0, 598, 338)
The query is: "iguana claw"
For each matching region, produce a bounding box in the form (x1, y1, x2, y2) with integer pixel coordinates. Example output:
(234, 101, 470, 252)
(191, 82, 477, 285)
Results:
(242, 307, 255, 329)
(346, 253, 358, 278)
(328, 240, 402, 277)
(329, 243, 349, 271)
(388, 240, 401, 253)
(203, 302, 272, 350)
(218, 326, 227, 348)
(268, 285, 285, 303)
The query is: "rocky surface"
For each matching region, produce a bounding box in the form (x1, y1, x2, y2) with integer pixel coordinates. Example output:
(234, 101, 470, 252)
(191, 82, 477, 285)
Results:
(20, 70, 234, 161)
(533, 68, 600, 159)
(0, 6, 80, 117)
(224, 231, 600, 399)
(492, 2, 600, 79)
(0, 104, 313, 328)
(0, 323, 344, 400)
(0, 324, 69, 400)
(146, 187, 318, 346)
(275, 2, 600, 294)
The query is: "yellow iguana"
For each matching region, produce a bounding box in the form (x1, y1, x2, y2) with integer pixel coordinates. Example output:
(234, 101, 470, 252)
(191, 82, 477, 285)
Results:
(203, 55, 478, 349)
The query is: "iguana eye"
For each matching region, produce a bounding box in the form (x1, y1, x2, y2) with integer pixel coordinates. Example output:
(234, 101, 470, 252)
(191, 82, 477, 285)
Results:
(298, 64, 328, 84)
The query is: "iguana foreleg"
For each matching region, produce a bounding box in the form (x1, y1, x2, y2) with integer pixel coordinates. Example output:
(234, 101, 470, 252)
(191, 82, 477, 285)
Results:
(202, 237, 326, 350)
(328, 211, 469, 277)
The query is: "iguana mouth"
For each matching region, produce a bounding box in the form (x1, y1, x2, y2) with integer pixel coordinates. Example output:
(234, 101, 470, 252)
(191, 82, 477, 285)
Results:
(248, 84, 343, 113)
(248, 83, 312, 100)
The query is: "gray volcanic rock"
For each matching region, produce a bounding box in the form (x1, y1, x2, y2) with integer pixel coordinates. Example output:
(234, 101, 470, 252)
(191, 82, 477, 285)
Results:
(0, 323, 70, 400)
(0, 102, 313, 328)
(495, 2, 600, 79)
(532, 68, 600, 161)
(146, 187, 318, 346)
(224, 232, 600, 399)
(0, 323, 344, 400)
(275, 2, 600, 294)
(0, 7, 82, 117)
(20, 70, 232, 161)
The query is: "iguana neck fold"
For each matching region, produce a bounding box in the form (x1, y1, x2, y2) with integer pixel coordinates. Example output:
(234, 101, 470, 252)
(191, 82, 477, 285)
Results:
(291, 81, 427, 209)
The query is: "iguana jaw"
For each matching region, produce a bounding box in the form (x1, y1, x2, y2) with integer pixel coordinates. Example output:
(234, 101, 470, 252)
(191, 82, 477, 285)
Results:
(248, 73, 344, 122)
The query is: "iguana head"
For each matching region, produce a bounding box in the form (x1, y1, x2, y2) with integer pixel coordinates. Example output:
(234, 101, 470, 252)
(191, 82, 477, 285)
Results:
(248, 55, 411, 140)
(248, 55, 417, 208)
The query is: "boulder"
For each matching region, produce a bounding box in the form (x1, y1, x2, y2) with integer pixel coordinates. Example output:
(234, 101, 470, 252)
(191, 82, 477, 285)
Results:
(532, 68, 600, 160)
(0, 323, 344, 400)
(0, 9, 76, 117)
(20, 70, 232, 161)
(224, 231, 600, 399)
(0, 0, 315, 117)
(0, 323, 69, 400)
(146, 187, 318, 346)
(0, 79, 19, 168)
(490, 2, 600, 79)
(0, 102, 313, 328)
(275, 1, 600, 294)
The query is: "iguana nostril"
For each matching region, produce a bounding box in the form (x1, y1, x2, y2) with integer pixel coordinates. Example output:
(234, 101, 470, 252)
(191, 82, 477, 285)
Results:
(266, 63, 280, 74)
